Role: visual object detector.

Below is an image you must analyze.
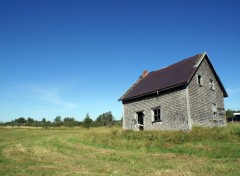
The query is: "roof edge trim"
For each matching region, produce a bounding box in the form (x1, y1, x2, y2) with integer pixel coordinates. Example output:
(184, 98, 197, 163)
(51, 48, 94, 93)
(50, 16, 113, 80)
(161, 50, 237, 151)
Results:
(120, 82, 187, 101)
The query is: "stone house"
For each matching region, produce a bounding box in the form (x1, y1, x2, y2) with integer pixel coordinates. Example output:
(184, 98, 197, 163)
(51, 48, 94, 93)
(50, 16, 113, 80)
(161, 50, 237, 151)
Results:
(119, 52, 228, 131)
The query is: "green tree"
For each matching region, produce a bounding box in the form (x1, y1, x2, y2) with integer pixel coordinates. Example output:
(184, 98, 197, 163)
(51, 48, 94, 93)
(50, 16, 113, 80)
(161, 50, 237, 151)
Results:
(226, 109, 234, 119)
(14, 117, 27, 127)
(95, 111, 114, 127)
(15, 117, 27, 124)
(54, 116, 62, 123)
(27, 117, 35, 124)
(41, 118, 47, 128)
(63, 117, 76, 127)
(82, 113, 93, 128)
(42, 118, 47, 124)
(54, 116, 62, 127)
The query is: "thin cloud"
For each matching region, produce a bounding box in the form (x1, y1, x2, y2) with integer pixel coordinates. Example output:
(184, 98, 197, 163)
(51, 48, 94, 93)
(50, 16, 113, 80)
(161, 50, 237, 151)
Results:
(32, 109, 67, 113)
(226, 88, 240, 95)
(11, 84, 79, 110)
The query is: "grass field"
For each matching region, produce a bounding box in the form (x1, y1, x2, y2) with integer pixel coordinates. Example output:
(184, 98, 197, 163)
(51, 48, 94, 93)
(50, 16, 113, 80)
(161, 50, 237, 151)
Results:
(0, 124, 240, 176)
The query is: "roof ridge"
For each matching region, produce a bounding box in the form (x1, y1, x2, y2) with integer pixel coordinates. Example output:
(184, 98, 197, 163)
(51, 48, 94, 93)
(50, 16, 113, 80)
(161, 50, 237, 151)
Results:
(149, 53, 203, 74)
(193, 52, 206, 67)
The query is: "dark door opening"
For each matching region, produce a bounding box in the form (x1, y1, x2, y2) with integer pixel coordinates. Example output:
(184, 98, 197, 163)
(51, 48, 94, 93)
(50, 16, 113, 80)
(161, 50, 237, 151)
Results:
(137, 112, 144, 130)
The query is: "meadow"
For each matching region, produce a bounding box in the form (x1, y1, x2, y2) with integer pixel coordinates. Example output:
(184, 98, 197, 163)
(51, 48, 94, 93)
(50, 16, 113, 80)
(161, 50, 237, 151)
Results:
(0, 124, 239, 176)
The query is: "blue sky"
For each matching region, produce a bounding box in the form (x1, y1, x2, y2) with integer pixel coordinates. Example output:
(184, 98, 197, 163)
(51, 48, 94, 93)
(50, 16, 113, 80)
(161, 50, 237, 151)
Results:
(0, 0, 239, 122)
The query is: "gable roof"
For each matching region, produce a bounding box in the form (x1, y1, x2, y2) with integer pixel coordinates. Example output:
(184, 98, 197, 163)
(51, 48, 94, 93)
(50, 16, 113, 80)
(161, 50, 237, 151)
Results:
(119, 52, 228, 101)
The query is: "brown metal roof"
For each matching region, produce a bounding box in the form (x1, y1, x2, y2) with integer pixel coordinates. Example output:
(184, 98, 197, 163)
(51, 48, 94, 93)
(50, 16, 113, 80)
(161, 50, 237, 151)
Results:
(119, 53, 228, 101)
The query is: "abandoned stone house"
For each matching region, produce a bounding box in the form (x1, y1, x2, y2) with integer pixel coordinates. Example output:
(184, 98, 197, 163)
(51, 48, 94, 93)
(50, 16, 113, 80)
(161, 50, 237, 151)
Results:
(119, 52, 228, 131)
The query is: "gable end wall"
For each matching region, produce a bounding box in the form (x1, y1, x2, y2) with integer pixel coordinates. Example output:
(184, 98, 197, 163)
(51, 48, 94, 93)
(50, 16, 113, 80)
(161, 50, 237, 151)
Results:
(188, 58, 226, 127)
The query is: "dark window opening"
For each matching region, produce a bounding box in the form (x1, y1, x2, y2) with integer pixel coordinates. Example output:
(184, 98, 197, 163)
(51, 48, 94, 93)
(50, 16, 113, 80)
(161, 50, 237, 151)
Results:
(137, 112, 144, 130)
(153, 107, 161, 122)
(197, 74, 203, 86)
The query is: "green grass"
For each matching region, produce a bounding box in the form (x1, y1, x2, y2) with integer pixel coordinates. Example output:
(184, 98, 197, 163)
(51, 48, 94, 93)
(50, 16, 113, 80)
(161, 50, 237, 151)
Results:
(0, 124, 240, 176)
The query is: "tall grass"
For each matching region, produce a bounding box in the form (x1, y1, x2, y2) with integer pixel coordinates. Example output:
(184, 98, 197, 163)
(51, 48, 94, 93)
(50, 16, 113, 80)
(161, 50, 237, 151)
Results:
(79, 124, 240, 159)
(0, 124, 239, 175)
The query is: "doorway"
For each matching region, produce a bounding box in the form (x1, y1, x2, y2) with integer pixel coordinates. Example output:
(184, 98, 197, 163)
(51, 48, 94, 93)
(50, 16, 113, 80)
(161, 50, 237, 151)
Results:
(137, 111, 144, 130)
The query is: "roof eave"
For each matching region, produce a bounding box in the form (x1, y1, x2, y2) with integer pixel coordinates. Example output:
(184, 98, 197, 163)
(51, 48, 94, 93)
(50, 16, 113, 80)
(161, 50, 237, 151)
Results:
(119, 73, 150, 101)
(120, 82, 187, 102)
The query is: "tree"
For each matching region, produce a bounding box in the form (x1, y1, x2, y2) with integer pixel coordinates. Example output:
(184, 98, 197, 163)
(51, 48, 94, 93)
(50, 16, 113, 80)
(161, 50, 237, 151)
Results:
(82, 113, 93, 128)
(63, 117, 75, 123)
(54, 116, 62, 123)
(15, 117, 27, 124)
(27, 117, 35, 124)
(42, 118, 47, 124)
(95, 111, 114, 126)
(14, 117, 27, 127)
(41, 118, 48, 127)
(226, 109, 240, 122)
(54, 116, 62, 127)
(226, 109, 234, 119)
(63, 117, 76, 127)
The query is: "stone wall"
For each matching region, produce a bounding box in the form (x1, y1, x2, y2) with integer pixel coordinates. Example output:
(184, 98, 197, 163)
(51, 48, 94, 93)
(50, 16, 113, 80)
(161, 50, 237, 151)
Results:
(188, 57, 226, 127)
(123, 87, 190, 131)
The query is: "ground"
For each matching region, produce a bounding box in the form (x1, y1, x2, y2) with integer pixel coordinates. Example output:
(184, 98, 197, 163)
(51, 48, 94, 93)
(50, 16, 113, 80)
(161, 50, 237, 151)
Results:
(0, 124, 239, 176)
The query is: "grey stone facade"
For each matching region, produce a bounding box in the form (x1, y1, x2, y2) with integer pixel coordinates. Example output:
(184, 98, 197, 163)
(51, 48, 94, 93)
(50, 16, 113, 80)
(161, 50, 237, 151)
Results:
(121, 55, 227, 131)
(123, 87, 190, 130)
(188, 58, 226, 127)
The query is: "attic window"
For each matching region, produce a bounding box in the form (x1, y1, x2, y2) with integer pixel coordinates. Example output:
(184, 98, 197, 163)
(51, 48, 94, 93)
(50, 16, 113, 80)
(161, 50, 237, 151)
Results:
(209, 79, 215, 90)
(197, 74, 203, 86)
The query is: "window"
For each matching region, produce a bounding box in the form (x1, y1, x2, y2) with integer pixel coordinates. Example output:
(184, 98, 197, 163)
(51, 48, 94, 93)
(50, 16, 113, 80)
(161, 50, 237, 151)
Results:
(209, 79, 215, 90)
(212, 103, 217, 119)
(197, 74, 203, 86)
(153, 107, 161, 122)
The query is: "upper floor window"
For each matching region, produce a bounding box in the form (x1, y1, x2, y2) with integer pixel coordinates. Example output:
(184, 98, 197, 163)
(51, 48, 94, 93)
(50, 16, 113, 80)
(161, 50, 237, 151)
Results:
(209, 78, 215, 90)
(197, 74, 203, 86)
(152, 106, 161, 122)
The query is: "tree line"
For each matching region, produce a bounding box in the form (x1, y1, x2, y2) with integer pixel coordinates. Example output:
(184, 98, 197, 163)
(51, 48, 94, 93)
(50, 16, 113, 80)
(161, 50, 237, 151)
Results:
(226, 109, 240, 122)
(1, 109, 238, 128)
(0, 111, 122, 128)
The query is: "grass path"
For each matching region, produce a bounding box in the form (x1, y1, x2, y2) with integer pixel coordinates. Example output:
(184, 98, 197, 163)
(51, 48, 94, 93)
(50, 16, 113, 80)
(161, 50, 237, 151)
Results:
(0, 125, 239, 175)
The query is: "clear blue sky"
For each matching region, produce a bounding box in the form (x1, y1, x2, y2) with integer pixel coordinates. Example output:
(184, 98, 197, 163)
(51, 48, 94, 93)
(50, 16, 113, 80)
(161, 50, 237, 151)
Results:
(0, 0, 239, 122)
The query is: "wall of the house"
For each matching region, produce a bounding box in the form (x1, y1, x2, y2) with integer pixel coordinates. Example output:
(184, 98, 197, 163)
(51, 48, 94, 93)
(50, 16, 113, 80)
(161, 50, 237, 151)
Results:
(188, 58, 226, 127)
(122, 87, 190, 131)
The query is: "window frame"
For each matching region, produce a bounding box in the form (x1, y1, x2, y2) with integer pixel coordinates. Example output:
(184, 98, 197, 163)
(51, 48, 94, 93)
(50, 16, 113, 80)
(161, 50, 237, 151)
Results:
(209, 78, 215, 91)
(212, 103, 218, 119)
(197, 73, 203, 86)
(152, 106, 162, 123)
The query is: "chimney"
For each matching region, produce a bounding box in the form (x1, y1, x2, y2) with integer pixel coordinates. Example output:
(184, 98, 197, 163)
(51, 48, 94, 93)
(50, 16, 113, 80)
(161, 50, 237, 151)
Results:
(142, 70, 148, 78)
